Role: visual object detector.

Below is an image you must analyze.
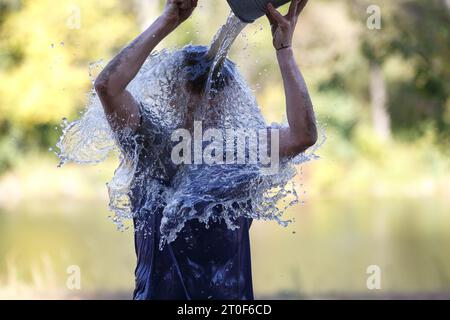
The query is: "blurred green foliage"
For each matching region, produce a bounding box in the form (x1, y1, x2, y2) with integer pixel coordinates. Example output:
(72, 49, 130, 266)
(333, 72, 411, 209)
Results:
(0, 0, 138, 171)
(346, 0, 450, 140)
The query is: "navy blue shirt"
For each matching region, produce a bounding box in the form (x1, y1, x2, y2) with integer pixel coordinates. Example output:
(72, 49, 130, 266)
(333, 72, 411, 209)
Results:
(117, 103, 254, 300)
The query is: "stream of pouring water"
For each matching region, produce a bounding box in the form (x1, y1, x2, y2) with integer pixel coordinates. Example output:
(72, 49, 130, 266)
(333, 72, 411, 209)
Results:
(56, 12, 322, 248)
(204, 13, 247, 97)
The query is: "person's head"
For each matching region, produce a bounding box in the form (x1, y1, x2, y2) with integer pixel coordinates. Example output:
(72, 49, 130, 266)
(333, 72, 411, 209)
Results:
(181, 45, 237, 96)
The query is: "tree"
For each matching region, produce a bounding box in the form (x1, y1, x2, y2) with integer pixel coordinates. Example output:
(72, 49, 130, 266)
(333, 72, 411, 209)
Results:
(347, 0, 450, 141)
(0, 0, 139, 171)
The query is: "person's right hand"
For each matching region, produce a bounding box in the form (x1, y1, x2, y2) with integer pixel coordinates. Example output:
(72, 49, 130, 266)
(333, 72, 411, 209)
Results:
(162, 0, 198, 29)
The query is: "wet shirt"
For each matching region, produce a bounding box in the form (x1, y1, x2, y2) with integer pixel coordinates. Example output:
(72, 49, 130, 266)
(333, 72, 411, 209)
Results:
(117, 102, 254, 300)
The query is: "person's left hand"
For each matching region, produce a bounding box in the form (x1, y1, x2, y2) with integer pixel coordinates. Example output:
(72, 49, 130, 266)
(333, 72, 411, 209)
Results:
(266, 0, 309, 51)
(162, 0, 198, 28)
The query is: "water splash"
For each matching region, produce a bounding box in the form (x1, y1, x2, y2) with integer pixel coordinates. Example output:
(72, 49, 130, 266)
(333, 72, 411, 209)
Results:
(56, 11, 322, 249)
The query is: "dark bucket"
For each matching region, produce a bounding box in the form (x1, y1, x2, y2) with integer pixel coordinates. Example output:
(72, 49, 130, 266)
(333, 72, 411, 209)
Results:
(226, 0, 292, 23)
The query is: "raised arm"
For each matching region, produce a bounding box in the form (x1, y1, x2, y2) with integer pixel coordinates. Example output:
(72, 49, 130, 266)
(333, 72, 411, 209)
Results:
(94, 0, 198, 132)
(266, 0, 318, 158)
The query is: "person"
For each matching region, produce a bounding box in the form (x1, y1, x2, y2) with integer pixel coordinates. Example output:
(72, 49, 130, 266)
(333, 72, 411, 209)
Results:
(94, 0, 317, 300)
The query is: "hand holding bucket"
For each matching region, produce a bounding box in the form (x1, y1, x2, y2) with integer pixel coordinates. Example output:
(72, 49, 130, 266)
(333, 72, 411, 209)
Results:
(226, 0, 292, 23)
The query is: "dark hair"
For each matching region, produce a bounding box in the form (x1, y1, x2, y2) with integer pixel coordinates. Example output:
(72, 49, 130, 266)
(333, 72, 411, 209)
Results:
(182, 45, 236, 95)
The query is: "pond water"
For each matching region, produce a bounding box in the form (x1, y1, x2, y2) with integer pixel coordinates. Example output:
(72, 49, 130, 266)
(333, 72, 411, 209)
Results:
(1, 197, 449, 299)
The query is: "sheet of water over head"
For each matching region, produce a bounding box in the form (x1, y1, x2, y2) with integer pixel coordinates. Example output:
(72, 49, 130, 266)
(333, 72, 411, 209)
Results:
(56, 12, 323, 249)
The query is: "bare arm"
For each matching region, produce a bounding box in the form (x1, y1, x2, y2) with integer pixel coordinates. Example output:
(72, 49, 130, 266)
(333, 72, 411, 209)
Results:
(266, 0, 318, 158)
(277, 47, 317, 158)
(94, 0, 198, 132)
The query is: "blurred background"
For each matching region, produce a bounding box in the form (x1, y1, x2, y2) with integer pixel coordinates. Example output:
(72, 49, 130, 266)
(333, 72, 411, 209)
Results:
(0, 0, 449, 299)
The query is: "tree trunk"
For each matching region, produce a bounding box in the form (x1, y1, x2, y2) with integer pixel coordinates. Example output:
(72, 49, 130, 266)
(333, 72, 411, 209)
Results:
(370, 62, 391, 141)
